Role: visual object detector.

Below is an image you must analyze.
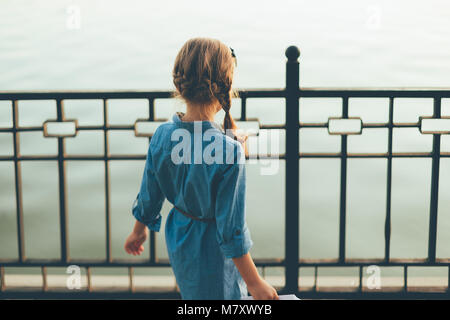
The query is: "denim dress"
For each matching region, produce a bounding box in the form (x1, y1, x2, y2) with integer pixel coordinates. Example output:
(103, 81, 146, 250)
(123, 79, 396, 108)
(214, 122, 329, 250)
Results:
(131, 112, 253, 299)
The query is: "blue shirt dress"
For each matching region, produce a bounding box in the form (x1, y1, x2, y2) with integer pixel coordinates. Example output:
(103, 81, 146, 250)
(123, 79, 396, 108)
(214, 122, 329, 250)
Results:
(131, 112, 253, 300)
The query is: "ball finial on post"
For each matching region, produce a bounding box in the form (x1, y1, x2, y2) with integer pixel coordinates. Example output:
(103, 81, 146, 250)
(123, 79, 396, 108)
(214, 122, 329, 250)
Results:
(285, 46, 300, 62)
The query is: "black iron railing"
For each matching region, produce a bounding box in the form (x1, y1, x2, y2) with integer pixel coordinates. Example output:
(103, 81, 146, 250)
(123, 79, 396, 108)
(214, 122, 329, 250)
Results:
(1, 45, 450, 299)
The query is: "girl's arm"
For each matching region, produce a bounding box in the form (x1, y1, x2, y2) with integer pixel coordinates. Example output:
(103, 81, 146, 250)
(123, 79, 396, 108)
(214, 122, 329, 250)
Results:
(124, 220, 148, 256)
(232, 252, 279, 300)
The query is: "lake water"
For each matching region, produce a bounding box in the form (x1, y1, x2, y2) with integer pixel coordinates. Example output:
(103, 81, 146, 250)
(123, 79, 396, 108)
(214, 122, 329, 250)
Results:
(1, 0, 450, 279)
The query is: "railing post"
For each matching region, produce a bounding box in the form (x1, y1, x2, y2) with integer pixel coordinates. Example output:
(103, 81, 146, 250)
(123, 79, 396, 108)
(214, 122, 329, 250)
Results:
(284, 46, 300, 294)
(428, 97, 441, 262)
(56, 99, 69, 263)
(12, 100, 25, 263)
(339, 97, 348, 263)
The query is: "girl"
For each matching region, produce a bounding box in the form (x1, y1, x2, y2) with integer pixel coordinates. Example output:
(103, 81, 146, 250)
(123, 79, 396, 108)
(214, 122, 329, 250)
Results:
(124, 37, 279, 300)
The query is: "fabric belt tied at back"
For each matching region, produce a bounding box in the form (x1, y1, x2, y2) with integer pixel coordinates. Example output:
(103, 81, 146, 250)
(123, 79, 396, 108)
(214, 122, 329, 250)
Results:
(172, 205, 216, 222)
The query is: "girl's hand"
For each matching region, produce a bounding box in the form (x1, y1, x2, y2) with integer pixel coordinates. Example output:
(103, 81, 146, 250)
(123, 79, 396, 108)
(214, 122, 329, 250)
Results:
(124, 222, 148, 256)
(247, 277, 279, 300)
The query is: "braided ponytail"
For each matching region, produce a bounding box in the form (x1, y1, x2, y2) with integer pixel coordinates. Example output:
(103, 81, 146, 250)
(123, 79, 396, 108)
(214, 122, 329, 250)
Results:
(214, 86, 248, 156)
(214, 83, 235, 136)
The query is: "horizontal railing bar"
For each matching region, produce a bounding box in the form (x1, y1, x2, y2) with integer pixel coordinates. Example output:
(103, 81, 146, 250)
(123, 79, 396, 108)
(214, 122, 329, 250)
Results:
(0, 124, 287, 131)
(0, 91, 173, 100)
(2, 290, 449, 300)
(2, 87, 450, 101)
(0, 259, 171, 267)
(300, 123, 420, 128)
(2, 257, 449, 267)
(0, 154, 288, 161)
(0, 89, 287, 101)
(299, 88, 450, 98)
(6, 152, 448, 161)
(3, 152, 449, 161)
(1, 284, 448, 297)
(299, 152, 435, 158)
(0, 258, 284, 267)
(0, 155, 146, 161)
(0, 122, 425, 132)
(0, 125, 150, 132)
(298, 258, 450, 266)
(0, 291, 182, 299)
(239, 89, 286, 98)
(260, 124, 286, 129)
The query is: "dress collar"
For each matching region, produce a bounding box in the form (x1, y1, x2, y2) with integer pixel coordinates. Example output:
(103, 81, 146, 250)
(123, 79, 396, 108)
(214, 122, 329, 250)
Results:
(172, 112, 224, 132)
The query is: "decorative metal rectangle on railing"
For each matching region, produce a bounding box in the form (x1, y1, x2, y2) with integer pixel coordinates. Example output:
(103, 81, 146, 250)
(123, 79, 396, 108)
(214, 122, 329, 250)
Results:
(327, 117, 362, 135)
(43, 120, 78, 137)
(419, 116, 450, 134)
(134, 119, 167, 137)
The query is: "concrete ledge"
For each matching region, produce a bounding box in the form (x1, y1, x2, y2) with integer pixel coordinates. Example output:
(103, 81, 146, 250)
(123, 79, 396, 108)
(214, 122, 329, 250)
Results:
(1, 274, 448, 293)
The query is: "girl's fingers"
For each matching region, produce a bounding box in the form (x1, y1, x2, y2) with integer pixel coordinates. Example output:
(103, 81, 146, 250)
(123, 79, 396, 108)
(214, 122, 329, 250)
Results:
(125, 241, 138, 255)
(125, 237, 146, 255)
(136, 245, 144, 255)
(133, 244, 143, 255)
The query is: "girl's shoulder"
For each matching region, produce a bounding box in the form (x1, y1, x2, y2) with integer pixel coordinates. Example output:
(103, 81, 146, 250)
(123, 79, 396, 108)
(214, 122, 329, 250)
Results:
(149, 121, 177, 146)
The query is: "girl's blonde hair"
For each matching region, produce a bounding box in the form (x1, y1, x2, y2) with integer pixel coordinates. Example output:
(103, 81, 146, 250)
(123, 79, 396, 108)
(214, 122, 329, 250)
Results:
(172, 37, 238, 132)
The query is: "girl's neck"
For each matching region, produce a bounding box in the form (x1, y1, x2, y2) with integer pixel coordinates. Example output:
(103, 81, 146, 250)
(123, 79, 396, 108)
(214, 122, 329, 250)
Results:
(181, 102, 219, 122)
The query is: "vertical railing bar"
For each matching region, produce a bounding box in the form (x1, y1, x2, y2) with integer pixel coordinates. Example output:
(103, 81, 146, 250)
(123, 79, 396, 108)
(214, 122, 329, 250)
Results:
(148, 98, 155, 121)
(129, 266, 134, 293)
(313, 266, 318, 292)
(56, 99, 69, 263)
(149, 231, 156, 263)
(384, 97, 394, 262)
(149, 97, 155, 121)
(12, 100, 25, 262)
(404, 266, 408, 292)
(41, 266, 48, 292)
(358, 265, 363, 292)
(284, 46, 300, 294)
(103, 99, 112, 263)
(149, 98, 156, 263)
(240, 94, 246, 121)
(448, 266, 450, 292)
(428, 97, 441, 262)
(87, 267, 92, 292)
(0, 265, 5, 292)
(338, 96, 349, 263)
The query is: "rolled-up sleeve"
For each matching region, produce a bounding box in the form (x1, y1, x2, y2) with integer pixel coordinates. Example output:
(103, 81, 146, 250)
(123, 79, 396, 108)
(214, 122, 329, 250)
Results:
(132, 146, 165, 232)
(215, 144, 253, 259)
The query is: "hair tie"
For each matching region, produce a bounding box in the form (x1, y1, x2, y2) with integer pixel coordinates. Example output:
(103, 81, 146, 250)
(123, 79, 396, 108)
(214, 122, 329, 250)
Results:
(229, 47, 236, 58)
(229, 47, 237, 66)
